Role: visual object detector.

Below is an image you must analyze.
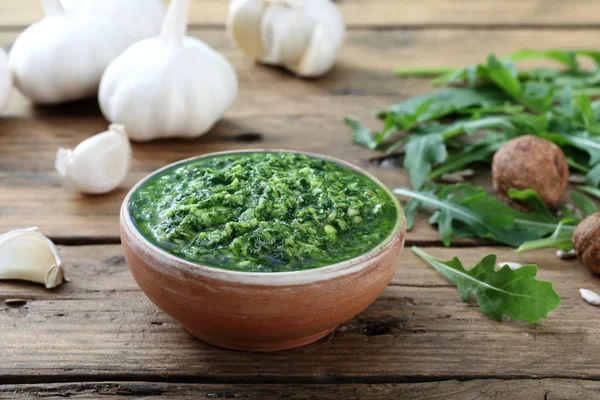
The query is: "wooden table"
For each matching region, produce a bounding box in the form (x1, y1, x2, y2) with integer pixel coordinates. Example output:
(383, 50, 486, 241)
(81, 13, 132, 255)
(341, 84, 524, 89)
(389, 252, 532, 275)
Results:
(2, 1, 600, 399)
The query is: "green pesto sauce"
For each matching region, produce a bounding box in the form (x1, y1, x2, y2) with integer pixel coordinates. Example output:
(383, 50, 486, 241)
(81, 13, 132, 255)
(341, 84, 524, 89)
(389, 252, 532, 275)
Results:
(129, 152, 398, 273)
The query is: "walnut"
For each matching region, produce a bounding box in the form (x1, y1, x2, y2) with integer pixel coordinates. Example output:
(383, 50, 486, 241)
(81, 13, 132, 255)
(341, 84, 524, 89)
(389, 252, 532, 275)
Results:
(573, 212, 600, 275)
(492, 135, 569, 211)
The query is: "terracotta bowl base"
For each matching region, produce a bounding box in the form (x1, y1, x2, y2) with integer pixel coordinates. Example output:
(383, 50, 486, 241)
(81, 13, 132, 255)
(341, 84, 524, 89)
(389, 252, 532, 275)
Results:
(185, 326, 337, 352)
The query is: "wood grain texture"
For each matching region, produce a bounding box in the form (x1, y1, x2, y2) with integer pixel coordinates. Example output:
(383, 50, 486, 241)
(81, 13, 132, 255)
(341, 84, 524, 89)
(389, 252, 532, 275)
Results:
(1, 28, 600, 241)
(1, 245, 599, 382)
(2, 379, 600, 399)
(0, 0, 599, 28)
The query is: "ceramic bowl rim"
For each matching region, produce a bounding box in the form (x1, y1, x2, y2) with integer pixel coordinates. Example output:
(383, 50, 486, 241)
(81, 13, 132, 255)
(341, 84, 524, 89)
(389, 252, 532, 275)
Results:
(120, 149, 405, 286)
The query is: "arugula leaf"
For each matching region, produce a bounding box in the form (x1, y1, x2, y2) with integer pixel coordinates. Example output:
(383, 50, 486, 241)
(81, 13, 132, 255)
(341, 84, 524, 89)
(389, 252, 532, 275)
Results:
(508, 189, 559, 223)
(390, 99, 436, 132)
(429, 134, 505, 180)
(429, 49, 599, 87)
(457, 103, 525, 117)
(345, 115, 404, 151)
(371, 115, 398, 146)
(345, 117, 377, 150)
(438, 116, 518, 139)
(403, 134, 447, 189)
(412, 247, 562, 323)
(574, 94, 597, 131)
(486, 56, 521, 99)
(404, 197, 421, 230)
(571, 191, 598, 216)
(394, 185, 563, 247)
(487, 55, 553, 112)
(507, 49, 581, 70)
(380, 85, 512, 122)
(559, 132, 600, 165)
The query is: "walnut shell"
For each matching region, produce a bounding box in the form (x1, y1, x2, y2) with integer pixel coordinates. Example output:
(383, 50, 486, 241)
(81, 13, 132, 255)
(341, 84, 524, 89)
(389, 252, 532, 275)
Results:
(492, 135, 568, 211)
(573, 212, 600, 275)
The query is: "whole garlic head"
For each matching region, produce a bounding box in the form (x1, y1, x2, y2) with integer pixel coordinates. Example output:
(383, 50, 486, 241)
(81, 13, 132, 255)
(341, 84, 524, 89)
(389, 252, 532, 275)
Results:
(59, 0, 164, 41)
(227, 0, 345, 77)
(0, 228, 64, 289)
(0, 48, 11, 111)
(8, 0, 164, 104)
(99, 0, 238, 141)
(56, 124, 132, 194)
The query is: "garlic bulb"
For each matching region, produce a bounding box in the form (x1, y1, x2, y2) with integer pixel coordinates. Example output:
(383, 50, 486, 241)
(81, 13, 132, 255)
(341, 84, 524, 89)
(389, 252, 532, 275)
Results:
(0, 228, 64, 289)
(227, 0, 345, 77)
(59, 0, 164, 41)
(8, 0, 164, 104)
(0, 48, 11, 111)
(99, 0, 238, 141)
(56, 124, 132, 194)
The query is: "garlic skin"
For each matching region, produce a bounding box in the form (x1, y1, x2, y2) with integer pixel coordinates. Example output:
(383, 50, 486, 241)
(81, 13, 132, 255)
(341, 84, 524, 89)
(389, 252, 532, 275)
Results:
(8, 0, 164, 105)
(99, 0, 238, 141)
(0, 48, 11, 111)
(0, 228, 64, 289)
(56, 124, 132, 194)
(227, 0, 345, 77)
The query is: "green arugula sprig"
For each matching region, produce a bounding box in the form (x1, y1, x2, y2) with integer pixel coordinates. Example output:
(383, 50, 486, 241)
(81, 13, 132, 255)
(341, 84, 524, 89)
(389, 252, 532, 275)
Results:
(412, 247, 562, 323)
(395, 184, 580, 247)
(397, 50, 600, 87)
(348, 49, 600, 190)
(516, 191, 598, 253)
(397, 183, 598, 252)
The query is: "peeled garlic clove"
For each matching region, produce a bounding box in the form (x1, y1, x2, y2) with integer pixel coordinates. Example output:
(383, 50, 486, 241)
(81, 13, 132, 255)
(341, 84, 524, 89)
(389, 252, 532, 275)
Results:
(580, 288, 600, 306)
(0, 228, 64, 289)
(227, 0, 345, 78)
(228, 0, 265, 59)
(56, 124, 132, 194)
(0, 48, 11, 111)
(99, 0, 238, 141)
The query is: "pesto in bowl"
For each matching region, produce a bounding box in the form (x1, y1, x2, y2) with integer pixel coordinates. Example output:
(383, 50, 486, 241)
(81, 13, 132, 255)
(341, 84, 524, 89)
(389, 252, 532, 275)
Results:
(129, 152, 399, 273)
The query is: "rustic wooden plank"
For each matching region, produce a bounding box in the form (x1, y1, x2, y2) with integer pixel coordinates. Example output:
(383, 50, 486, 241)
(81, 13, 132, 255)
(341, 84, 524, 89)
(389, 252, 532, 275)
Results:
(2, 379, 600, 399)
(1, 245, 599, 382)
(2, 28, 600, 241)
(2, 0, 600, 28)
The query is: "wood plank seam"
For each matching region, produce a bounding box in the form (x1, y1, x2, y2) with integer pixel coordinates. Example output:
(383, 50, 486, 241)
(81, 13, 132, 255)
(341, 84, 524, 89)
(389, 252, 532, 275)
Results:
(4, 374, 600, 386)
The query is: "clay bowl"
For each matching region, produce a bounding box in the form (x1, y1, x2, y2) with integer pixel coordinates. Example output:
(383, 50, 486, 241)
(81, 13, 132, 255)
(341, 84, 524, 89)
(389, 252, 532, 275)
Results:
(120, 150, 406, 352)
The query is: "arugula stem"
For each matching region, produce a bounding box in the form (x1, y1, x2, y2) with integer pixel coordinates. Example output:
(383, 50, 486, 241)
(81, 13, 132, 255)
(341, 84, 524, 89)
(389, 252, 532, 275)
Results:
(578, 185, 600, 200)
(516, 237, 573, 253)
(441, 129, 465, 142)
(513, 219, 575, 231)
(384, 138, 409, 155)
(393, 67, 455, 77)
(411, 246, 431, 260)
(428, 159, 476, 180)
(567, 158, 591, 173)
(573, 87, 600, 98)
